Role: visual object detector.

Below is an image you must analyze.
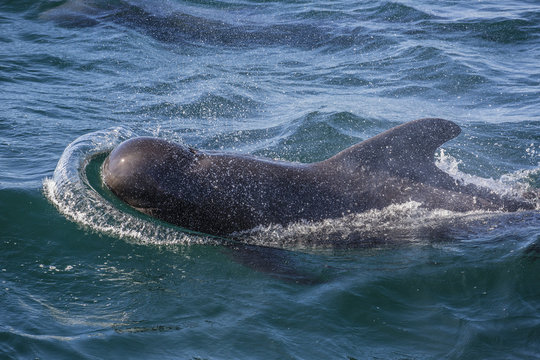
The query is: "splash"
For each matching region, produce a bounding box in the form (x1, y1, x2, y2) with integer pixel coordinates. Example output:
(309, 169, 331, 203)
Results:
(234, 202, 503, 250)
(435, 148, 540, 201)
(43, 127, 219, 246)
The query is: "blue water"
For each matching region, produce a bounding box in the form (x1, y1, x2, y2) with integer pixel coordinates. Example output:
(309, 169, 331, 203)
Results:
(1, 0, 540, 358)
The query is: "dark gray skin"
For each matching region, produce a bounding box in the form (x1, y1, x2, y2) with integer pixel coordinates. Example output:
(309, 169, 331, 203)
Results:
(102, 118, 534, 236)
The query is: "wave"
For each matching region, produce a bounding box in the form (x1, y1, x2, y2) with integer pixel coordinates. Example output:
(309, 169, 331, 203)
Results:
(139, 93, 261, 119)
(34, 0, 540, 54)
(422, 18, 538, 44)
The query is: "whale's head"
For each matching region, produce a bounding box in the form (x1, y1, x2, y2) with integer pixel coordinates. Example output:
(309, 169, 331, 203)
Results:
(102, 137, 196, 210)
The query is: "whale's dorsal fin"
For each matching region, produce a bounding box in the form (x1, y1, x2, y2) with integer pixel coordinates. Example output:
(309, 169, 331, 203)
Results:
(324, 118, 461, 182)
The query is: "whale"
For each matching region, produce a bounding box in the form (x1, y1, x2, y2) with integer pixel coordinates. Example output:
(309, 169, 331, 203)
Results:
(102, 118, 534, 236)
(41, 0, 327, 48)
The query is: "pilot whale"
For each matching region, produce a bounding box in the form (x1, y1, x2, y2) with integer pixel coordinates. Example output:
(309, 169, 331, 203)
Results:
(102, 118, 534, 236)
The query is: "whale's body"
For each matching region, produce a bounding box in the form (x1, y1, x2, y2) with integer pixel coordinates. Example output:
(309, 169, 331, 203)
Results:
(102, 118, 533, 236)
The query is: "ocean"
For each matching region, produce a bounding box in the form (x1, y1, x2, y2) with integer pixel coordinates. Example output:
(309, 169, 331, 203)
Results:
(1, 0, 539, 358)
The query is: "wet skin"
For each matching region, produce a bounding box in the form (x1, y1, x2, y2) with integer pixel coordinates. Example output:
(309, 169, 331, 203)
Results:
(102, 118, 534, 236)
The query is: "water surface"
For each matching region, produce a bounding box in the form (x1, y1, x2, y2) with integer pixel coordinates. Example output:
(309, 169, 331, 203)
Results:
(1, 0, 539, 358)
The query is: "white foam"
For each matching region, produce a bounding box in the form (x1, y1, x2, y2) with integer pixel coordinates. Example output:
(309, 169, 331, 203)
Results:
(233, 201, 503, 249)
(435, 148, 540, 201)
(43, 127, 218, 247)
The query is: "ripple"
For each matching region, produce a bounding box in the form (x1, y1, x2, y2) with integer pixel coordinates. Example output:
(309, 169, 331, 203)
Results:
(361, 2, 435, 23)
(425, 18, 537, 44)
(139, 93, 261, 119)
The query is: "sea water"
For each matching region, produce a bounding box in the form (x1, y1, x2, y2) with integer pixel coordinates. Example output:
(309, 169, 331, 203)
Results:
(1, 0, 539, 358)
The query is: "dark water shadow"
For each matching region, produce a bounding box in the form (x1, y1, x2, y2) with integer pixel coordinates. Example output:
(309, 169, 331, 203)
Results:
(40, 0, 335, 50)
